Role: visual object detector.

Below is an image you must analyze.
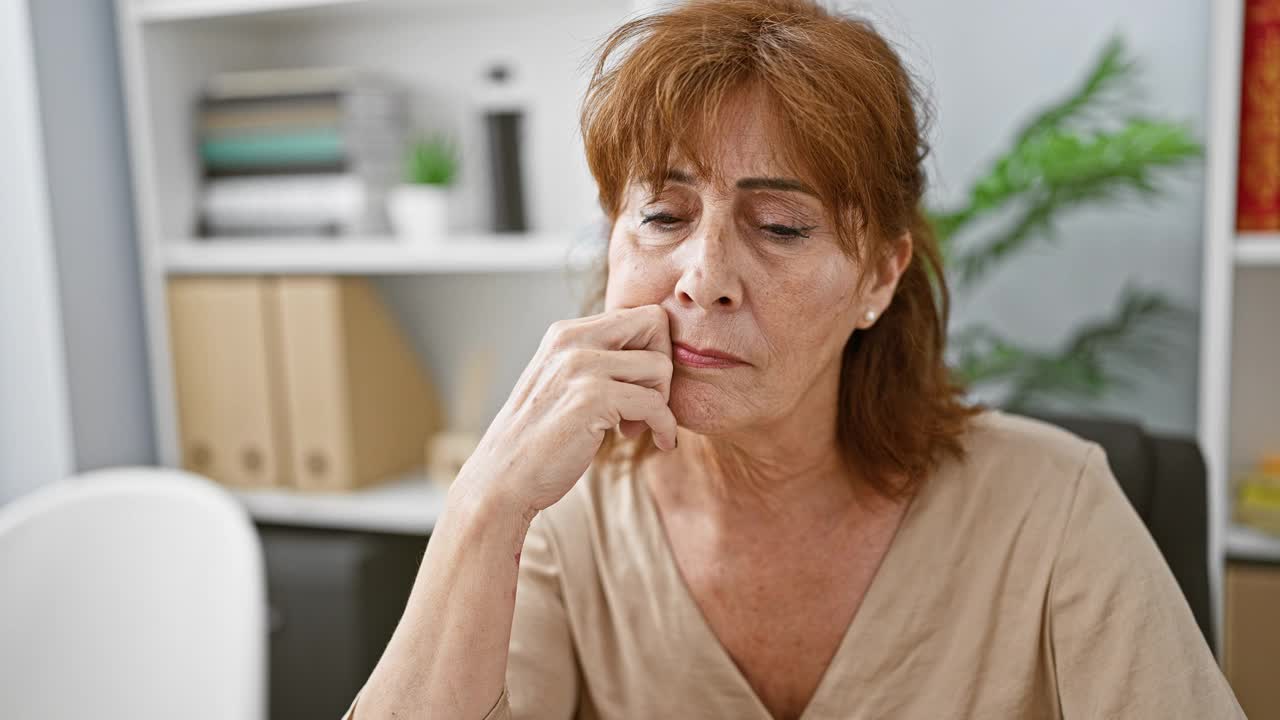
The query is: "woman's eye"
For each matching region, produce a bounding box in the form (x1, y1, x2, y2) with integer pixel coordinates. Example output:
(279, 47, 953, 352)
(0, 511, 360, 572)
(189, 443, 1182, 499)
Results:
(640, 212, 684, 230)
(760, 224, 814, 242)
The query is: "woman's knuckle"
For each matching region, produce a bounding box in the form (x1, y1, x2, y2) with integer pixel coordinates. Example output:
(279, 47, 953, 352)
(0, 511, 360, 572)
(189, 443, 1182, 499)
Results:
(562, 348, 595, 374)
(546, 319, 577, 347)
(567, 377, 602, 410)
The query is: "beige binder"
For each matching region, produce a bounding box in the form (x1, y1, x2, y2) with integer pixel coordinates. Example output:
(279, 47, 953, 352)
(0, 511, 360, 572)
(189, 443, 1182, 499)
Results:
(167, 276, 292, 488)
(275, 276, 441, 491)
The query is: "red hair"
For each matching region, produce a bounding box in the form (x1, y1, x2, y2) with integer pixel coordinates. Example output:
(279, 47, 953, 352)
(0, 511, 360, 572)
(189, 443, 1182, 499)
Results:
(580, 0, 983, 496)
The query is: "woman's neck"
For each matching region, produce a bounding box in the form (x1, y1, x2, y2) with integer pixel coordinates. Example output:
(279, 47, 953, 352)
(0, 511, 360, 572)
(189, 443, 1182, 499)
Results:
(648, 403, 884, 529)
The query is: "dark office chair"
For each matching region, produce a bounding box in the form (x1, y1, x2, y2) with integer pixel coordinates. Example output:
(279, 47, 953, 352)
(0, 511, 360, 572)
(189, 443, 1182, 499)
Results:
(1026, 410, 1215, 655)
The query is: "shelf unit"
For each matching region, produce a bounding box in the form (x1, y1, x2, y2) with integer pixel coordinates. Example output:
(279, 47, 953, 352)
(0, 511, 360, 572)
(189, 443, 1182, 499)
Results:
(1199, 0, 1280, 650)
(162, 234, 600, 274)
(114, 0, 647, 533)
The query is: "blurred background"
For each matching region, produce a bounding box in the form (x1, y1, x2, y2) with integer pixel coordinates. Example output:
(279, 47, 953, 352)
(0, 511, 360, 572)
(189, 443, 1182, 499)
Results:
(1, 0, 1277, 718)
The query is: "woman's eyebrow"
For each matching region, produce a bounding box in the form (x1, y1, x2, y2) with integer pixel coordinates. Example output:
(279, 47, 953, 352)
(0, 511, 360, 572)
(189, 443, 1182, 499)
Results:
(737, 177, 817, 196)
(664, 168, 697, 184)
(663, 169, 817, 197)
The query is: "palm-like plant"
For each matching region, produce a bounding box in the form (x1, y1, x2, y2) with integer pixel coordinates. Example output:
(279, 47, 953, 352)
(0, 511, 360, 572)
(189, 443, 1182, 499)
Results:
(934, 37, 1201, 413)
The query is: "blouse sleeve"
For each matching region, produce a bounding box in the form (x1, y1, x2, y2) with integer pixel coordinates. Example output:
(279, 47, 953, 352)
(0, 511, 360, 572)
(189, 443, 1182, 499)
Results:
(339, 509, 579, 720)
(1048, 443, 1244, 718)
(502, 508, 581, 718)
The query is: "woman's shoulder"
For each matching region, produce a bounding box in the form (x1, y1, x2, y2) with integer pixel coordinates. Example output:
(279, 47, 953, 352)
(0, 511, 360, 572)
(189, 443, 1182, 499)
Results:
(954, 408, 1145, 530)
(922, 408, 1110, 538)
(950, 408, 1105, 491)
(899, 409, 1134, 609)
(960, 407, 1099, 468)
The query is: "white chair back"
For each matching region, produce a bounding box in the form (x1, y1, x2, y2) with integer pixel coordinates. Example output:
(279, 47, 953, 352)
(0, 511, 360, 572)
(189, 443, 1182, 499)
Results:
(0, 467, 266, 720)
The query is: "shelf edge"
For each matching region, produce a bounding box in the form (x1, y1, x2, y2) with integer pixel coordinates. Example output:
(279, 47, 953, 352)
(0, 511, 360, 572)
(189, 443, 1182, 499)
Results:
(1235, 234, 1280, 265)
(161, 236, 601, 275)
(230, 472, 447, 534)
(130, 0, 363, 23)
(1226, 524, 1280, 563)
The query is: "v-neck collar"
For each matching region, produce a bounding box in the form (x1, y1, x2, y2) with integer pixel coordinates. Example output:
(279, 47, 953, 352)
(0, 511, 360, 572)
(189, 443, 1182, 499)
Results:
(626, 457, 936, 720)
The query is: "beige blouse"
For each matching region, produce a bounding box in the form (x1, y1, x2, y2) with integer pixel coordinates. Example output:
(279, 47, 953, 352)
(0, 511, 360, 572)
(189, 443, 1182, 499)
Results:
(346, 410, 1242, 719)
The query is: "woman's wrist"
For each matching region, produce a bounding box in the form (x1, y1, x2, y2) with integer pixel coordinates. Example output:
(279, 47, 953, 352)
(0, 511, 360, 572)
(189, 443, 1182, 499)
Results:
(446, 465, 539, 534)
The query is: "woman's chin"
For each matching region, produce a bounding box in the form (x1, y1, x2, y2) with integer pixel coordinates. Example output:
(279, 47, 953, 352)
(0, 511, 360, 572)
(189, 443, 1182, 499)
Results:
(668, 379, 744, 435)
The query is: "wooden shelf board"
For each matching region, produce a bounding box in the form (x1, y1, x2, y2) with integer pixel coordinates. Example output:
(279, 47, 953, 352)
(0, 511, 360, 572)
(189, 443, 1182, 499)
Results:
(1235, 234, 1280, 265)
(232, 470, 447, 534)
(162, 235, 599, 274)
(1227, 524, 1280, 563)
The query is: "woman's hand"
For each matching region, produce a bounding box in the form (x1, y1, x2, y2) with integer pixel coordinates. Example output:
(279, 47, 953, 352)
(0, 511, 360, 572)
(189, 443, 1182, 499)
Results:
(457, 304, 678, 516)
(353, 308, 675, 718)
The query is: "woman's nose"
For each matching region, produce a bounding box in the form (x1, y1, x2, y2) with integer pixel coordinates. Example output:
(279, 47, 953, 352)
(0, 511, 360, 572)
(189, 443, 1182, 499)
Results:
(673, 227, 743, 311)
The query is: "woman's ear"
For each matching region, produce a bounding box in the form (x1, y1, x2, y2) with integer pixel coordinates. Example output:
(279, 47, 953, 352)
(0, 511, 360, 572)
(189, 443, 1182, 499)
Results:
(859, 232, 913, 326)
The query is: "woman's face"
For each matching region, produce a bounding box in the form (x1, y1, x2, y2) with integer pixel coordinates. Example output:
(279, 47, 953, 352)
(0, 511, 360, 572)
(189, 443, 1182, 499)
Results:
(605, 93, 910, 435)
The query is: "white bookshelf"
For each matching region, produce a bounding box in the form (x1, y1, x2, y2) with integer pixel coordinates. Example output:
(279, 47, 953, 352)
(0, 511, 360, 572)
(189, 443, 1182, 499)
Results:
(162, 234, 600, 274)
(115, 0, 647, 532)
(1199, 0, 1280, 653)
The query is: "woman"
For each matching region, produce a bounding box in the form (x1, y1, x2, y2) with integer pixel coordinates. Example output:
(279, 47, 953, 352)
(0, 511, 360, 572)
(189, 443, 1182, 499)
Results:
(347, 1, 1241, 718)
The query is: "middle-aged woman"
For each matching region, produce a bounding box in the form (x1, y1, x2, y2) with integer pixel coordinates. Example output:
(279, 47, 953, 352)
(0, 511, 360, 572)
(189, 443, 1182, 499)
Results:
(346, 1, 1243, 718)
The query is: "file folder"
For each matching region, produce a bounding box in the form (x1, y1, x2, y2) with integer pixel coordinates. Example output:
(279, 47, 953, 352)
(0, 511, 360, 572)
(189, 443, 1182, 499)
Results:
(274, 276, 441, 491)
(167, 276, 292, 487)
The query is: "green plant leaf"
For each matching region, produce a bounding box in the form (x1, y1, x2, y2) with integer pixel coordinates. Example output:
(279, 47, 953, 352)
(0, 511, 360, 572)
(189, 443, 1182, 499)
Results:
(1012, 35, 1137, 146)
(949, 119, 1201, 287)
(931, 36, 1163, 244)
(937, 35, 1202, 421)
(406, 134, 459, 186)
(950, 286, 1190, 412)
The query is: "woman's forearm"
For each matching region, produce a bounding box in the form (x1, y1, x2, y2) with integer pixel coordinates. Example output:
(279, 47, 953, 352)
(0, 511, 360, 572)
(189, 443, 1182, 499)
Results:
(353, 477, 535, 719)
(350, 305, 676, 717)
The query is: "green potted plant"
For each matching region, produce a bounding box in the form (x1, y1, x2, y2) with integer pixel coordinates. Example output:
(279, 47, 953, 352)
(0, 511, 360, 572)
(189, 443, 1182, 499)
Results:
(934, 37, 1201, 415)
(388, 133, 459, 241)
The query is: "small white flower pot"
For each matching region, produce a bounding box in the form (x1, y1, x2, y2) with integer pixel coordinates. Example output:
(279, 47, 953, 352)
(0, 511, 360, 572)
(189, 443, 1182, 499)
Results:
(387, 185, 451, 242)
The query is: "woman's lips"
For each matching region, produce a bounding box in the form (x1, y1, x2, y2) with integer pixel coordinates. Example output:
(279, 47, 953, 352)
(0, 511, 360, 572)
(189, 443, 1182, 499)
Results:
(673, 342, 748, 369)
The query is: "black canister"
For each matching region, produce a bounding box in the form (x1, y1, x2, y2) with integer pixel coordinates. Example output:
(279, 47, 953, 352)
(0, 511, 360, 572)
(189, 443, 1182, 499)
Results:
(482, 64, 527, 233)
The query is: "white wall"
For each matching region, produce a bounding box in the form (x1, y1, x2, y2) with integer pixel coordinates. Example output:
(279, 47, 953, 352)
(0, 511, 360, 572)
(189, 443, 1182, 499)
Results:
(857, 0, 1209, 433)
(0, 0, 74, 502)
